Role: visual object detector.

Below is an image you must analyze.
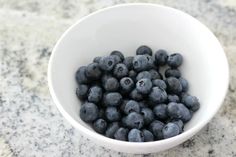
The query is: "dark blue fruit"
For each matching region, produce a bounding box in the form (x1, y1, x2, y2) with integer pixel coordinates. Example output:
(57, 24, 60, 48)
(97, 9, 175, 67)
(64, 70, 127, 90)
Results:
(93, 118, 107, 134)
(149, 87, 167, 104)
(142, 129, 154, 142)
(149, 69, 162, 80)
(136, 71, 152, 81)
(167, 94, 180, 103)
(172, 119, 184, 133)
(128, 129, 144, 142)
(76, 84, 89, 100)
(152, 79, 167, 90)
(167, 102, 192, 122)
(141, 108, 154, 125)
(153, 104, 168, 120)
(124, 100, 140, 114)
(139, 101, 148, 108)
(128, 70, 137, 80)
(99, 56, 115, 71)
(133, 55, 150, 72)
(80, 102, 99, 122)
(110, 50, 124, 61)
(111, 55, 122, 64)
(113, 63, 129, 79)
(154, 49, 168, 66)
(105, 107, 121, 122)
(98, 108, 105, 119)
(105, 122, 120, 138)
(162, 123, 180, 139)
(149, 120, 164, 140)
(165, 68, 181, 78)
(125, 112, 144, 129)
(75, 66, 89, 84)
(179, 77, 189, 92)
(87, 86, 103, 103)
(167, 53, 183, 68)
(145, 55, 155, 69)
(93, 56, 102, 63)
(103, 77, 119, 92)
(114, 127, 129, 141)
(104, 92, 122, 106)
(85, 63, 102, 80)
(136, 45, 152, 56)
(166, 77, 183, 94)
(123, 56, 134, 70)
(120, 77, 134, 93)
(136, 78, 153, 94)
(130, 89, 143, 101)
(182, 95, 200, 111)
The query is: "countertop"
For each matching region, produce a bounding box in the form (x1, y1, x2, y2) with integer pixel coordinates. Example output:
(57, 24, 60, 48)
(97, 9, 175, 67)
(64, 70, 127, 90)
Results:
(0, 0, 236, 156)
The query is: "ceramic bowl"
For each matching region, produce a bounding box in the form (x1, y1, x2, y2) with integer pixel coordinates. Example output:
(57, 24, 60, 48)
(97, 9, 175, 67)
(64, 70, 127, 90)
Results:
(48, 3, 229, 153)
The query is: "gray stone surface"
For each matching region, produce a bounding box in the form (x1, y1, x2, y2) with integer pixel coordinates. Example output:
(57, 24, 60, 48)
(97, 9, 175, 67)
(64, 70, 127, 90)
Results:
(0, 0, 236, 156)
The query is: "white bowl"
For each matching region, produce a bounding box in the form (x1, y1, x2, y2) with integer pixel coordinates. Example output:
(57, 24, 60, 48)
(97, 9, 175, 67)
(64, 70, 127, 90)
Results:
(48, 3, 229, 154)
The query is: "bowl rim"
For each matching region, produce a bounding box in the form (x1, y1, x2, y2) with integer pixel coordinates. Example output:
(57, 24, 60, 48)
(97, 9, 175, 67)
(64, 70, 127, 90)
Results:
(48, 3, 229, 148)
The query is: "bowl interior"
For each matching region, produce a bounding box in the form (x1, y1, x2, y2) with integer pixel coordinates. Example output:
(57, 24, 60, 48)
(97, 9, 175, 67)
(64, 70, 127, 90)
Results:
(48, 4, 228, 152)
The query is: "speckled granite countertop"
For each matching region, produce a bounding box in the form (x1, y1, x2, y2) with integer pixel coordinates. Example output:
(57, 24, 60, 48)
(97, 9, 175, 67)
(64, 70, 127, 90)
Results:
(0, 0, 236, 156)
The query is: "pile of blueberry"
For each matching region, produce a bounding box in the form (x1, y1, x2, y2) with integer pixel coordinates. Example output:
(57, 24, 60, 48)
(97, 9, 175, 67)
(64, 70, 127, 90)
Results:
(75, 46, 200, 142)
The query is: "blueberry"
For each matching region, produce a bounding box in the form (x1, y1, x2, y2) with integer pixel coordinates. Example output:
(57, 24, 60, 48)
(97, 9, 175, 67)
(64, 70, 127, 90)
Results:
(142, 129, 154, 142)
(167, 53, 183, 68)
(128, 129, 144, 142)
(105, 107, 121, 122)
(111, 55, 122, 64)
(110, 50, 124, 61)
(103, 77, 119, 92)
(136, 78, 152, 94)
(179, 77, 189, 92)
(125, 112, 144, 129)
(149, 120, 164, 140)
(139, 101, 148, 108)
(76, 84, 89, 100)
(145, 55, 155, 69)
(85, 63, 102, 80)
(80, 102, 99, 122)
(93, 118, 107, 134)
(133, 55, 149, 72)
(87, 86, 103, 103)
(128, 70, 137, 80)
(113, 63, 129, 79)
(171, 119, 184, 133)
(104, 92, 122, 106)
(105, 122, 120, 138)
(166, 77, 183, 94)
(140, 108, 154, 125)
(75, 66, 89, 84)
(152, 79, 167, 90)
(101, 73, 112, 84)
(136, 71, 152, 81)
(136, 45, 152, 56)
(162, 123, 180, 139)
(154, 49, 168, 66)
(167, 94, 180, 103)
(124, 100, 140, 114)
(93, 56, 102, 63)
(153, 104, 168, 120)
(149, 87, 167, 104)
(120, 77, 134, 93)
(130, 89, 144, 101)
(149, 69, 162, 80)
(182, 95, 200, 111)
(167, 102, 192, 122)
(165, 68, 181, 78)
(180, 92, 189, 101)
(123, 56, 134, 70)
(99, 56, 115, 71)
(114, 127, 129, 141)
